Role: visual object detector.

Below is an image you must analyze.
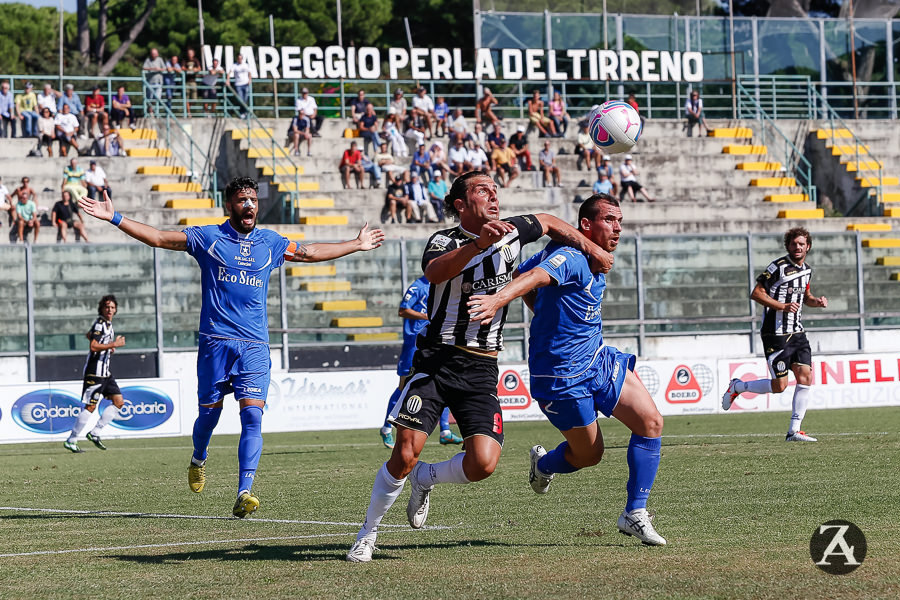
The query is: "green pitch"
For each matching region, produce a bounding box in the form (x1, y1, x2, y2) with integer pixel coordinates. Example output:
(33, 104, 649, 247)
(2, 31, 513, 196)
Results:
(1, 407, 898, 599)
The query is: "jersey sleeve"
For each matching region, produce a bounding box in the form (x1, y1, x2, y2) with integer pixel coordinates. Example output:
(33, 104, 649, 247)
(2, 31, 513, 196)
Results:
(756, 260, 779, 292)
(421, 231, 458, 271)
(534, 247, 589, 288)
(399, 282, 426, 311)
(88, 319, 104, 342)
(268, 232, 291, 269)
(182, 226, 205, 258)
(506, 214, 544, 246)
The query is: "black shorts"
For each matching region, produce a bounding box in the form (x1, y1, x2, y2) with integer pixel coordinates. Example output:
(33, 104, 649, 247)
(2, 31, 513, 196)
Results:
(762, 332, 811, 379)
(390, 344, 503, 445)
(621, 180, 643, 193)
(81, 375, 121, 406)
(497, 163, 513, 175)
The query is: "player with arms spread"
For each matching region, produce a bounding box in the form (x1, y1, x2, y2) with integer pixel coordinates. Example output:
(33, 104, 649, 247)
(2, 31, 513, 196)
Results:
(466, 194, 667, 545)
(722, 227, 827, 442)
(79, 177, 385, 517)
(347, 171, 614, 562)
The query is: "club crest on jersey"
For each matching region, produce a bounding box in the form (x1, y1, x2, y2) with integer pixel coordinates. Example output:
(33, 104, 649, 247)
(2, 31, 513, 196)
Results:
(500, 244, 515, 262)
(240, 241, 252, 257)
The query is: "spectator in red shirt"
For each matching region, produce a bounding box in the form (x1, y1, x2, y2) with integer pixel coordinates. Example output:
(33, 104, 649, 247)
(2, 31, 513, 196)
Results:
(627, 92, 646, 127)
(340, 141, 364, 189)
(85, 86, 107, 138)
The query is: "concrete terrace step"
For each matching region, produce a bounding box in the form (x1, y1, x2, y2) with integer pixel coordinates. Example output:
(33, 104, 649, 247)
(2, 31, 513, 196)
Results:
(847, 223, 892, 232)
(153, 182, 202, 193)
(166, 198, 215, 209)
(777, 209, 824, 219)
(127, 148, 171, 158)
(138, 165, 186, 175)
(707, 127, 753, 138)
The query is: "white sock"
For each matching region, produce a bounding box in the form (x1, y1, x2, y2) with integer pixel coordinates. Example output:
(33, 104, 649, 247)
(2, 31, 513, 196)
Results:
(425, 453, 470, 486)
(90, 405, 120, 436)
(738, 379, 773, 394)
(357, 462, 406, 541)
(789, 385, 810, 434)
(380, 426, 392, 435)
(440, 429, 452, 437)
(67, 409, 93, 443)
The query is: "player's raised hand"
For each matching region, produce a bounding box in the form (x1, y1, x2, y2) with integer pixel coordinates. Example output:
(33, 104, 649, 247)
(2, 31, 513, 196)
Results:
(113, 335, 126, 348)
(357, 222, 385, 250)
(79, 189, 115, 222)
(467, 293, 502, 325)
(589, 250, 614, 274)
(813, 295, 828, 308)
(784, 302, 801, 313)
(477, 219, 515, 248)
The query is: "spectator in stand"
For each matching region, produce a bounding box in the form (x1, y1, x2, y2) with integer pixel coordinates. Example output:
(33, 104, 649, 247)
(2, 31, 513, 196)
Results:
(339, 141, 364, 189)
(57, 84, 85, 133)
(37, 83, 60, 116)
(359, 152, 382, 188)
(527, 89, 558, 137)
(84, 86, 107, 138)
(619, 154, 654, 202)
(596, 154, 617, 195)
(685, 90, 708, 137)
(163, 54, 183, 109)
(54, 103, 80, 156)
(143, 48, 167, 113)
(37, 107, 56, 156)
(295, 87, 323, 136)
(627, 92, 646, 127)
(91, 123, 125, 157)
(410, 142, 431, 179)
(358, 103, 381, 156)
(575, 122, 595, 171)
(0, 81, 16, 138)
(487, 123, 506, 153)
(374, 141, 404, 185)
(52, 190, 89, 243)
(433, 95, 449, 137)
(201, 59, 224, 113)
(384, 173, 412, 223)
(288, 109, 312, 157)
(16, 82, 39, 138)
(15, 184, 40, 243)
(110, 86, 133, 129)
(404, 109, 428, 148)
(183, 48, 202, 114)
(350, 89, 371, 126)
(62, 157, 89, 201)
(538, 140, 561, 187)
(448, 136, 470, 178)
(549, 91, 570, 137)
(390, 88, 408, 128)
(593, 170, 613, 195)
(509, 125, 533, 172)
(427, 169, 447, 222)
(228, 53, 253, 118)
(476, 87, 500, 131)
(466, 139, 490, 174)
(412, 87, 435, 140)
(491, 137, 519, 188)
(448, 108, 470, 140)
(84, 160, 111, 199)
(14, 176, 37, 220)
(0, 176, 13, 223)
(472, 122, 488, 153)
(381, 107, 407, 157)
(406, 171, 438, 223)
(428, 140, 450, 177)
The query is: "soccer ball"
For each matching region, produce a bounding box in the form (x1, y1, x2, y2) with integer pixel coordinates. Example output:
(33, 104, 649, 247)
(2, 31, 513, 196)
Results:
(588, 101, 642, 154)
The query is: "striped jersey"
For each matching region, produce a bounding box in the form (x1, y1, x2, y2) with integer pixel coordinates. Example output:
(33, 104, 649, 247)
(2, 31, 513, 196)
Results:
(84, 316, 114, 378)
(757, 255, 812, 335)
(420, 214, 543, 351)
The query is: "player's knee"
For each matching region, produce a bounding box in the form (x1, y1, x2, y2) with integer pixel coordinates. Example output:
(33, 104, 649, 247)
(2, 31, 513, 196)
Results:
(462, 454, 498, 482)
(645, 413, 664, 438)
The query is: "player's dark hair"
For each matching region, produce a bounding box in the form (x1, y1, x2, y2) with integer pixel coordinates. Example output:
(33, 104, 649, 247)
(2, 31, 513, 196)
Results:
(98, 294, 117, 316)
(443, 171, 489, 220)
(224, 177, 259, 204)
(578, 193, 620, 226)
(784, 226, 812, 251)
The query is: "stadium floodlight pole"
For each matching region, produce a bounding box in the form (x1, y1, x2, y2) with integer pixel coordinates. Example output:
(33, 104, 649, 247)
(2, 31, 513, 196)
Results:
(337, 0, 344, 118)
(198, 1, 206, 68)
(473, 0, 481, 98)
(728, 0, 737, 119)
(848, 0, 859, 119)
(603, 0, 609, 100)
(270, 14, 279, 117)
(58, 0, 63, 86)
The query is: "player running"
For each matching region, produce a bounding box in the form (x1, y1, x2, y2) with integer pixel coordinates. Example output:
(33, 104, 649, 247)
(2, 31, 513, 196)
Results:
(721, 227, 827, 442)
(64, 295, 127, 453)
(346, 172, 614, 562)
(466, 193, 666, 545)
(78, 178, 384, 517)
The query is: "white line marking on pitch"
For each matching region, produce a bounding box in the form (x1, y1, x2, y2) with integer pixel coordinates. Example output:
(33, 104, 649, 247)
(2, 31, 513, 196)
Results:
(662, 431, 889, 439)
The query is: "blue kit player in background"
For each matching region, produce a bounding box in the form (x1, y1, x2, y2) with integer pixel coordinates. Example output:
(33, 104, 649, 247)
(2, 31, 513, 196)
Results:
(380, 275, 463, 449)
(78, 178, 385, 518)
(468, 193, 667, 545)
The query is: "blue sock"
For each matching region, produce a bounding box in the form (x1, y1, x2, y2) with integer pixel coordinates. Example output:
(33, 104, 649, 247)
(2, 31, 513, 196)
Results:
(625, 434, 661, 512)
(439, 407, 451, 432)
(238, 406, 264, 494)
(383, 388, 402, 429)
(537, 441, 580, 475)
(191, 404, 222, 462)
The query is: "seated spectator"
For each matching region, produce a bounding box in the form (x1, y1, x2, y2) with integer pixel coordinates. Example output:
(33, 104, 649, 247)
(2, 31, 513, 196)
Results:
(90, 123, 125, 157)
(0, 81, 15, 138)
(406, 171, 438, 223)
(487, 123, 506, 153)
(596, 154, 617, 195)
(575, 122, 595, 171)
(62, 157, 89, 201)
(13, 176, 36, 223)
(359, 152, 382, 189)
(527, 89, 558, 137)
(14, 185, 40, 243)
(549, 91, 570, 137)
(0, 176, 13, 223)
(593, 171, 613, 195)
(84, 86, 108, 138)
(358, 103, 380, 155)
(57, 83, 85, 133)
(404, 110, 428, 148)
(52, 190, 89, 243)
(433, 95, 449, 137)
(428, 141, 450, 178)
(475, 87, 500, 130)
(448, 108, 469, 140)
(685, 90, 708, 137)
(410, 142, 431, 179)
(54, 103, 80, 156)
(491, 138, 519, 188)
(508, 125, 533, 171)
(339, 141, 364, 189)
(37, 107, 56, 155)
(466, 140, 490, 174)
(619, 154, 654, 202)
(37, 83, 60, 116)
(288, 109, 312, 156)
(163, 54, 182, 108)
(448, 137, 470, 178)
(183, 48, 202, 114)
(295, 87, 323, 136)
(384, 174, 412, 223)
(201, 59, 224, 113)
(538, 140, 561, 187)
(84, 160, 111, 199)
(411, 87, 435, 140)
(349, 89, 371, 125)
(472, 122, 488, 153)
(374, 141, 404, 185)
(390, 88, 408, 127)
(427, 170, 448, 222)
(16, 82, 39, 138)
(381, 107, 407, 157)
(110, 86, 134, 129)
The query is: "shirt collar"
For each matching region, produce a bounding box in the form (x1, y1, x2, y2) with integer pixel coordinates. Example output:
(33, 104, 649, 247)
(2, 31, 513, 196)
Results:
(222, 219, 255, 240)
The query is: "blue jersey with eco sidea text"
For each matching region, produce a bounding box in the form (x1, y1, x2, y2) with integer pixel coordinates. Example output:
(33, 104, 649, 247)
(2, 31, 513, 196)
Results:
(400, 275, 430, 342)
(183, 220, 290, 343)
(519, 241, 606, 386)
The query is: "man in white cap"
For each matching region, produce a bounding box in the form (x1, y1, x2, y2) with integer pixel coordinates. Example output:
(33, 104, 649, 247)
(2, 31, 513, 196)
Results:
(619, 154, 654, 202)
(295, 87, 322, 136)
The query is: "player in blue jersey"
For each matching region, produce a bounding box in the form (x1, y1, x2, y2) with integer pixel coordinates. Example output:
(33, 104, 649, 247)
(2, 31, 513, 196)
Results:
(78, 179, 385, 518)
(380, 275, 462, 449)
(467, 193, 667, 545)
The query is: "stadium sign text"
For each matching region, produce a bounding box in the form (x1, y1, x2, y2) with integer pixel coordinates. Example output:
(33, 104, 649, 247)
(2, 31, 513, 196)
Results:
(102, 386, 174, 430)
(202, 46, 704, 82)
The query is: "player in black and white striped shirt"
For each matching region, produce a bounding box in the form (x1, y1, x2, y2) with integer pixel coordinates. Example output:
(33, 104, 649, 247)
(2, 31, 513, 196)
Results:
(347, 171, 614, 562)
(64, 295, 127, 453)
(721, 228, 828, 442)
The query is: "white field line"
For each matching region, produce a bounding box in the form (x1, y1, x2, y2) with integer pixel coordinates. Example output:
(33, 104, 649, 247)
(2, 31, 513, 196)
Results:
(661, 431, 889, 439)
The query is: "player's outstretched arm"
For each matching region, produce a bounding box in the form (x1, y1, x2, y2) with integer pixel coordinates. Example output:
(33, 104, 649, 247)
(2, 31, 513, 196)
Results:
(286, 222, 384, 263)
(467, 267, 552, 325)
(751, 283, 799, 313)
(79, 190, 187, 251)
(534, 213, 613, 273)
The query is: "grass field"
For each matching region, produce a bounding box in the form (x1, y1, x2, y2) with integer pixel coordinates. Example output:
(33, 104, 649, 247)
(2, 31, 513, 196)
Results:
(1, 407, 898, 599)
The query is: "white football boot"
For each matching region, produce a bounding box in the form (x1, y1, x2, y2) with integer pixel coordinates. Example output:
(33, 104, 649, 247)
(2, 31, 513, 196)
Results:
(529, 445, 555, 494)
(617, 508, 667, 546)
(785, 430, 817, 442)
(722, 378, 741, 410)
(346, 536, 376, 562)
(406, 461, 433, 529)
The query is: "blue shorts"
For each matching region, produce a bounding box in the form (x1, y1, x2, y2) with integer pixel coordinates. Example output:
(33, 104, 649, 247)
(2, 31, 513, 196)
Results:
(397, 339, 416, 376)
(197, 335, 271, 405)
(535, 346, 635, 431)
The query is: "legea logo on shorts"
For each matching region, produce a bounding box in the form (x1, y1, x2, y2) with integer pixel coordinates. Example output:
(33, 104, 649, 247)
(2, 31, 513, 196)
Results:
(101, 386, 174, 430)
(11, 389, 82, 434)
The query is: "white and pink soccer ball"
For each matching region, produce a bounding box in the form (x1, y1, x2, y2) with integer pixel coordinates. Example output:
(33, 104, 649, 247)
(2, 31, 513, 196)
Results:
(588, 101, 642, 155)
